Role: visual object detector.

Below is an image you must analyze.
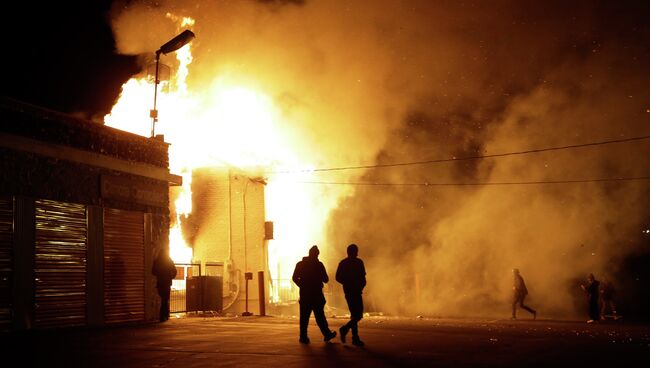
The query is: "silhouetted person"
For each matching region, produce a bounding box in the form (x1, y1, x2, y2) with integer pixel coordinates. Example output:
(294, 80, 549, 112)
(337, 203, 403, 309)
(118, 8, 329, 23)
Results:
(336, 243, 366, 346)
(152, 248, 177, 322)
(599, 278, 619, 320)
(292, 245, 337, 344)
(511, 268, 536, 320)
(581, 273, 600, 323)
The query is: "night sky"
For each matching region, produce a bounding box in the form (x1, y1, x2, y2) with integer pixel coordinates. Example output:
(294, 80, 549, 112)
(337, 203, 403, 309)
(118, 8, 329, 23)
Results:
(3, 1, 139, 118)
(4, 1, 649, 118)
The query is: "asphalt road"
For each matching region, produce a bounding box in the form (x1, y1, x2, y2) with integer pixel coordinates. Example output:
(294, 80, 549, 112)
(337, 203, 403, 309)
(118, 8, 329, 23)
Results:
(2, 314, 649, 367)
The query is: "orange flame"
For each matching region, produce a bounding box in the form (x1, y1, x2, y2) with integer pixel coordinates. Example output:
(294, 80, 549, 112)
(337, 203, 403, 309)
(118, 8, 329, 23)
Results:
(104, 17, 343, 300)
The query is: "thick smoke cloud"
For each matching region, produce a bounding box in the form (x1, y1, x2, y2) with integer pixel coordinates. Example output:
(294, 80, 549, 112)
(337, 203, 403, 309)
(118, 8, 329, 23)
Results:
(325, 2, 650, 318)
(109, 1, 650, 318)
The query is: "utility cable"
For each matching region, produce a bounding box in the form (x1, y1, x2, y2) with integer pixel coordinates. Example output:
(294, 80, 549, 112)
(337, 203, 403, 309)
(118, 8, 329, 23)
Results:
(267, 134, 650, 174)
(298, 176, 650, 187)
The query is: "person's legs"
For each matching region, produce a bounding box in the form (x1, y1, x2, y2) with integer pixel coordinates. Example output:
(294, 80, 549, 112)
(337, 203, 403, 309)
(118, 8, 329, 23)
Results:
(600, 298, 608, 319)
(158, 297, 165, 321)
(161, 299, 169, 321)
(589, 298, 600, 321)
(511, 294, 520, 319)
(299, 301, 312, 341)
(519, 295, 536, 318)
(313, 303, 333, 337)
(346, 293, 364, 339)
(349, 295, 364, 345)
(159, 287, 171, 321)
(601, 298, 617, 318)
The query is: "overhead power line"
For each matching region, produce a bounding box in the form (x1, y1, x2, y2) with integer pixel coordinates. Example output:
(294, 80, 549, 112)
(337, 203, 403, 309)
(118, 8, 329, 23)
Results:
(298, 176, 650, 187)
(268, 134, 650, 174)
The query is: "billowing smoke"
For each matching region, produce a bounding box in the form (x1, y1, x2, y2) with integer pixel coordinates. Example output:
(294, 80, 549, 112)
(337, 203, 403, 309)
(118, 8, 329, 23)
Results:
(108, 1, 650, 318)
(323, 2, 650, 318)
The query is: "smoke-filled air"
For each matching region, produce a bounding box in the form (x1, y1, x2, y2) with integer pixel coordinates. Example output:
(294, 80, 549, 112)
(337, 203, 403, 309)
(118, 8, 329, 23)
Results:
(107, 0, 650, 319)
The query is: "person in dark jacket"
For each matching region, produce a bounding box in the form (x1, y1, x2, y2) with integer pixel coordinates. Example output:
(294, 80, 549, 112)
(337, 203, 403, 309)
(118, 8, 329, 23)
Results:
(152, 248, 177, 322)
(511, 268, 536, 320)
(581, 273, 601, 323)
(292, 245, 337, 344)
(335, 243, 367, 346)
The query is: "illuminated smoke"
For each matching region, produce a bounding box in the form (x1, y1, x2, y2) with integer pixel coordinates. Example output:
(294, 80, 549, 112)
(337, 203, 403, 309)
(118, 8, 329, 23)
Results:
(108, 1, 650, 317)
(324, 2, 650, 318)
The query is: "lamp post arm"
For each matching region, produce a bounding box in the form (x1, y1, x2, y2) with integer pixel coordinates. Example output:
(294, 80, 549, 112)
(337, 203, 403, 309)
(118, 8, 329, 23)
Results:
(150, 51, 161, 138)
(149, 29, 196, 138)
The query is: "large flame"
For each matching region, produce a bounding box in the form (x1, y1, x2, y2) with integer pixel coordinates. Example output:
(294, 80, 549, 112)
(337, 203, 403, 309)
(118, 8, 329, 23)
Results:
(104, 19, 338, 300)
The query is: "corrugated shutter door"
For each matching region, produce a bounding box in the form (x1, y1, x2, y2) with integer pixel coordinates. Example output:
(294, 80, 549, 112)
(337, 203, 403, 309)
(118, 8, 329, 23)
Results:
(34, 199, 87, 328)
(0, 197, 13, 330)
(104, 208, 145, 323)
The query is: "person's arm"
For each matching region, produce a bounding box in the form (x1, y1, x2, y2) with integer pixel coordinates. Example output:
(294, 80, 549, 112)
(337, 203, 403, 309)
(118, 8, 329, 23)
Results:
(320, 262, 329, 284)
(361, 261, 367, 290)
(335, 261, 344, 285)
(292, 263, 302, 287)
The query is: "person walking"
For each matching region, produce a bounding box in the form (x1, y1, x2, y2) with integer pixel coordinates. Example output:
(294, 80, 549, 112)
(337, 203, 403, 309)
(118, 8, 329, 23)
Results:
(599, 278, 620, 321)
(511, 268, 537, 320)
(152, 247, 177, 322)
(292, 245, 337, 344)
(336, 243, 367, 346)
(581, 273, 601, 323)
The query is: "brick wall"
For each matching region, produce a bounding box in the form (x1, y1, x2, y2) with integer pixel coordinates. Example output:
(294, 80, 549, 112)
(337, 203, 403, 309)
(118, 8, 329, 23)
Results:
(189, 167, 268, 315)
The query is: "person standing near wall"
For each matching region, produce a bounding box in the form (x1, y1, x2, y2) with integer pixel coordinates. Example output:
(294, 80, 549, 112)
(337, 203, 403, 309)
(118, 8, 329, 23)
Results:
(152, 247, 177, 322)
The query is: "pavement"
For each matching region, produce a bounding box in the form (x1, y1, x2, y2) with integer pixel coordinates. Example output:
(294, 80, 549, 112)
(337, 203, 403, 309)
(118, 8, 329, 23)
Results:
(2, 313, 649, 367)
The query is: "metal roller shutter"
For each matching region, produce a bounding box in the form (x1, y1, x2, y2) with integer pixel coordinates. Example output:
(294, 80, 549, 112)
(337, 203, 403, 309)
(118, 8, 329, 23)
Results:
(34, 199, 87, 328)
(0, 197, 13, 330)
(104, 208, 145, 323)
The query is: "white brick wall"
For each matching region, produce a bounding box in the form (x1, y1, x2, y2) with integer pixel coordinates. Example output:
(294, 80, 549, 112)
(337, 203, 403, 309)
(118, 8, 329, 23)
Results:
(191, 167, 269, 315)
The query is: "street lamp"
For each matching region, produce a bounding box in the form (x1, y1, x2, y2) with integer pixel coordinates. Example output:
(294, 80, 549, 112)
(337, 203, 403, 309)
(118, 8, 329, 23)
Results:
(150, 29, 196, 138)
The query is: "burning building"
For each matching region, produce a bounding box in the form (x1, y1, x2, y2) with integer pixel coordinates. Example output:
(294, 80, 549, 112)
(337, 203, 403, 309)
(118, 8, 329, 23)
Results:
(180, 167, 269, 315)
(102, 13, 345, 315)
(0, 97, 179, 330)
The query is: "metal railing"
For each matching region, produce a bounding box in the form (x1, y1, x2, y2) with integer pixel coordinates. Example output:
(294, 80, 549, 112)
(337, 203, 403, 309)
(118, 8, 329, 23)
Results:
(270, 279, 299, 304)
(170, 263, 201, 313)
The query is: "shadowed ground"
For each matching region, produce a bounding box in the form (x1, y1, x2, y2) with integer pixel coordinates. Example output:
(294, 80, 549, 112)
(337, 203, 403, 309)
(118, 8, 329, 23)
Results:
(2, 315, 649, 367)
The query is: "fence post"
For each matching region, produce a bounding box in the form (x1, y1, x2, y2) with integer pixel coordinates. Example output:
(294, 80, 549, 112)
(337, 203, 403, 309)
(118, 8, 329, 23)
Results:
(258, 271, 266, 316)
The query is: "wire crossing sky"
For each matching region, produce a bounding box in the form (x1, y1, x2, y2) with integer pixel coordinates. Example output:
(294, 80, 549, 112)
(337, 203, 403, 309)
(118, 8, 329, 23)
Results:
(298, 176, 650, 187)
(268, 134, 650, 174)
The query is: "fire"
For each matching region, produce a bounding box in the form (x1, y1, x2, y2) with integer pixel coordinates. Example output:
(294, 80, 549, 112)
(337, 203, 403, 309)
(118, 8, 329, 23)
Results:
(104, 19, 340, 301)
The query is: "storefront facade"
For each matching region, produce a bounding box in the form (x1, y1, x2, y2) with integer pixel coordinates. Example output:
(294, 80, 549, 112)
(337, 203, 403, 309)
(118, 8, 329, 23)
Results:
(0, 98, 179, 330)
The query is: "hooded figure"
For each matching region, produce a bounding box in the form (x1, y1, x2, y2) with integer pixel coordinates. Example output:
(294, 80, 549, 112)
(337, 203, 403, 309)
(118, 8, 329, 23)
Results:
(152, 248, 177, 322)
(336, 243, 367, 346)
(292, 245, 337, 344)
